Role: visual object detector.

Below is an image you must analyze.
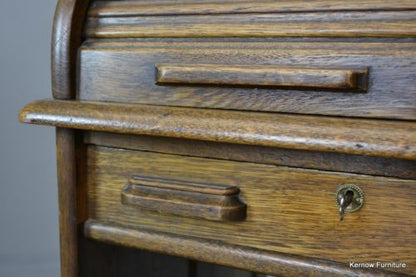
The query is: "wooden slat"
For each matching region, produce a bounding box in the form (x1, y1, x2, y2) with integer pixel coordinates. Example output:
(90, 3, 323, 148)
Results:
(85, 11, 416, 38)
(89, 1, 416, 17)
(19, 99, 416, 160)
(84, 220, 408, 277)
(81, 40, 416, 50)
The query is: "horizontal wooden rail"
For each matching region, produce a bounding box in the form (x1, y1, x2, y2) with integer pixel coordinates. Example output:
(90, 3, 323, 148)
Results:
(156, 64, 368, 91)
(85, 11, 416, 38)
(89, 1, 416, 17)
(84, 220, 407, 277)
(19, 99, 416, 160)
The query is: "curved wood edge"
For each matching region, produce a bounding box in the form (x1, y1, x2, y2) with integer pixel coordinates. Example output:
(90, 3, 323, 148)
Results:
(19, 99, 416, 161)
(84, 220, 409, 277)
(52, 0, 90, 99)
(51, 3, 90, 276)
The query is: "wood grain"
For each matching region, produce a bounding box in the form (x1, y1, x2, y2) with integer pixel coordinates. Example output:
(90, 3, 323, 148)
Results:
(84, 220, 408, 277)
(56, 128, 79, 277)
(78, 41, 416, 120)
(156, 64, 368, 91)
(85, 146, 416, 274)
(86, 146, 416, 275)
(85, 11, 416, 38)
(122, 176, 247, 221)
(88, 1, 416, 17)
(51, 0, 89, 99)
(51, 2, 91, 276)
(84, 131, 416, 180)
(31, 1, 416, 276)
(19, 99, 416, 160)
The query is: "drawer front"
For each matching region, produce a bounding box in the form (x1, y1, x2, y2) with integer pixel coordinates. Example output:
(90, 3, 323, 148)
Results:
(86, 145, 416, 275)
(79, 41, 416, 120)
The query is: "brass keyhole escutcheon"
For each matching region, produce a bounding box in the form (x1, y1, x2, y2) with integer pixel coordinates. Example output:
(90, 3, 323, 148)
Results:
(335, 184, 364, 221)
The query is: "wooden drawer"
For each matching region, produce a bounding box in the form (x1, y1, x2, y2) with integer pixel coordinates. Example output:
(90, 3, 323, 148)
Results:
(85, 145, 416, 275)
(78, 41, 416, 120)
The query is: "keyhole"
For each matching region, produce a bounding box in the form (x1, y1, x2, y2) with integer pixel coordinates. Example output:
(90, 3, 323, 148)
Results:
(336, 184, 365, 222)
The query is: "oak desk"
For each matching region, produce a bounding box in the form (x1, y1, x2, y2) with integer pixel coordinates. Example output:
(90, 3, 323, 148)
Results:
(20, 1, 416, 276)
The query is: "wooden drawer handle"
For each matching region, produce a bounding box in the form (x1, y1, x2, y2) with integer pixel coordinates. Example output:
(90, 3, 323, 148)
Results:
(121, 176, 247, 221)
(156, 64, 368, 91)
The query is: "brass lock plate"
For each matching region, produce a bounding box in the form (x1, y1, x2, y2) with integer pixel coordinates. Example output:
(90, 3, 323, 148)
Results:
(335, 184, 365, 213)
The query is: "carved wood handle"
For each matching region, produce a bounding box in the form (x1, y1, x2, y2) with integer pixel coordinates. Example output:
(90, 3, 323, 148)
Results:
(121, 176, 247, 221)
(156, 64, 368, 91)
